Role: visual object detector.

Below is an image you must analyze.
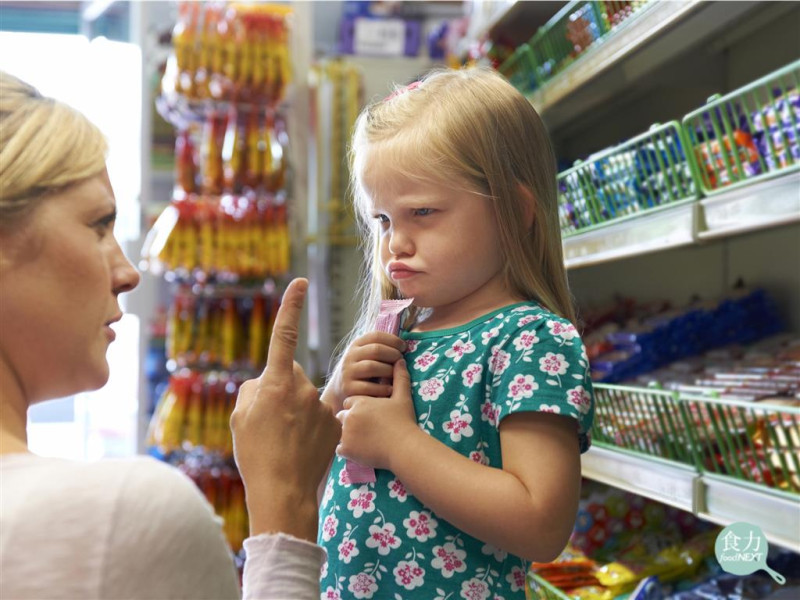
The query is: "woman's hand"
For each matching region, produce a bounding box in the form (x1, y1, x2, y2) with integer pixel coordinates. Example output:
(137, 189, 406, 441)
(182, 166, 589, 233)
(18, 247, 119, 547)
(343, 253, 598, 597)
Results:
(336, 359, 421, 471)
(231, 278, 341, 542)
(323, 331, 406, 413)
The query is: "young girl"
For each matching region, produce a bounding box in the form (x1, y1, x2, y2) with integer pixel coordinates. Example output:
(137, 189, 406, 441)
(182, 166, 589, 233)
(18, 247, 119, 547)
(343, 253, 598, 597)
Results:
(319, 67, 594, 600)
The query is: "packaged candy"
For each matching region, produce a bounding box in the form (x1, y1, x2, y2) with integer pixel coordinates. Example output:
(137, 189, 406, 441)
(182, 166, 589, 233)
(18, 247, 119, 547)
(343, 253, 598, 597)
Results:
(345, 298, 415, 484)
(695, 130, 761, 189)
(751, 88, 800, 173)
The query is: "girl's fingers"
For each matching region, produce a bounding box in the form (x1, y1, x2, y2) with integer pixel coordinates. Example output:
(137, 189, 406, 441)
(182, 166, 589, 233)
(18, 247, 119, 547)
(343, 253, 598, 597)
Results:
(347, 360, 395, 380)
(343, 381, 393, 399)
(350, 345, 405, 365)
(354, 332, 406, 353)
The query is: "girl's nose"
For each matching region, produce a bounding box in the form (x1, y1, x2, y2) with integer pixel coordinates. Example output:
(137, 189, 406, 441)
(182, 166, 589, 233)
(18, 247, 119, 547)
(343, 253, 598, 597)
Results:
(388, 227, 414, 257)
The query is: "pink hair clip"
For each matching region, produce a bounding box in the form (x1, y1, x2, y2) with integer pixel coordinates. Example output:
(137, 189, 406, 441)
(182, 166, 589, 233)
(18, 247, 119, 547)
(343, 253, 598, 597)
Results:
(384, 80, 421, 102)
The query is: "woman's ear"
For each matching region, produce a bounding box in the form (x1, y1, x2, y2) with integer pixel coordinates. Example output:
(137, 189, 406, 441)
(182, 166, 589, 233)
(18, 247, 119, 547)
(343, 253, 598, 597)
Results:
(518, 183, 536, 230)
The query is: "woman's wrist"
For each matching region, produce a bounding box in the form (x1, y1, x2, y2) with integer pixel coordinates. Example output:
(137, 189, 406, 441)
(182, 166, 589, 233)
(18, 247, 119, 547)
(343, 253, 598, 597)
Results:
(245, 485, 320, 543)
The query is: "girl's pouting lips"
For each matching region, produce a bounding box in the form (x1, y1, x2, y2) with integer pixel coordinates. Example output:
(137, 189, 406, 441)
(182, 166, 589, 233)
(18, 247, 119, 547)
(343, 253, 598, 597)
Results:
(390, 269, 419, 280)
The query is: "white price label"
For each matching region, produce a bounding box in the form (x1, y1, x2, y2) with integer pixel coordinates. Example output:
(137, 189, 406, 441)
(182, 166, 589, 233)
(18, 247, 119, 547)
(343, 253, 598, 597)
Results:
(353, 18, 405, 56)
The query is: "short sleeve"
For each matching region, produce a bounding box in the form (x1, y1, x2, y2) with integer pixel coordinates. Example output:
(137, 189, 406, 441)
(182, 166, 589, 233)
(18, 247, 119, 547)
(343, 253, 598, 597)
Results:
(489, 310, 594, 452)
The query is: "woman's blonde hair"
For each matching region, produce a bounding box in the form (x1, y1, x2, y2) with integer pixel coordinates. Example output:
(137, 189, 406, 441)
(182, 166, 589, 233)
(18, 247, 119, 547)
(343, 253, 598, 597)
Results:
(334, 66, 575, 371)
(0, 71, 107, 228)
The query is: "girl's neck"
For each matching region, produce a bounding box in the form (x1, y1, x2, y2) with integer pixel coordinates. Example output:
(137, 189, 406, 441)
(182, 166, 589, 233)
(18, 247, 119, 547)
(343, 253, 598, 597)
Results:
(412, 295, 525, 333)
(0, 361, 30, 456)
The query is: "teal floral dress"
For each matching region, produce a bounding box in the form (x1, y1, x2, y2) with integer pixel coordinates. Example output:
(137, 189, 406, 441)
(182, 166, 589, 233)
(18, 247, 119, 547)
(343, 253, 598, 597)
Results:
(319, 302, 594, 600)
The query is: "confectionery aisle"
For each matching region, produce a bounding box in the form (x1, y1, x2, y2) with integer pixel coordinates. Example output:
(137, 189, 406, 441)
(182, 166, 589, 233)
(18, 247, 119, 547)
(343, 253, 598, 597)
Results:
(5, 1, 798, 598)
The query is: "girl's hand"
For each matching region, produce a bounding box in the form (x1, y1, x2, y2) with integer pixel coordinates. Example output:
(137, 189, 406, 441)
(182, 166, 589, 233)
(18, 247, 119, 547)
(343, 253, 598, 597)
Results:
(325, 332, 406, 413)
(337, 359, 420, 471)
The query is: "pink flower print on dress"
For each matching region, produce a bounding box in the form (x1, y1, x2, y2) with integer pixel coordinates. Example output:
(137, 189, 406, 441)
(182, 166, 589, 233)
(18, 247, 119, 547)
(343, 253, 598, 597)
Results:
(321, 586, 341, 600)
(419, 377, 445, 402)
(461, 363, 483, 387)
(506, 566, 527, 592)
(393, 559, 425, 590)
(405, 339, 419, 352)
(443, 409, 474, 442)
(539, 404, 562, 414)
(347, 486, 376, 518)
(460, 577, 491, 600)
(508, 374, 538, 401)
(322, 514, 338, 542)
(512, 330, 539, 351)
(511, 305, 536, 312)
(414, 351, 438, 372)
(567, 385, 592, 414)
(547, 319, 578, 341)
(445, 338, 476, 362)
(339, 465, 354, 486)
(517, 314, 542, 327)
(480, 399, 500, 426)
(365, 522, 402, 556)
(539, 352, 569, 376)
(322, 478, 335, 507)
(388, 478, 408, 502)
(431, 542, 467, 578)
(347, 572, 378, 599)
(481, 325, 501, 345)
(469, 449, 489, 465)
(403, 510, 438, 542)
(488, 346, 511, 375)
(338, 537, 360, 564)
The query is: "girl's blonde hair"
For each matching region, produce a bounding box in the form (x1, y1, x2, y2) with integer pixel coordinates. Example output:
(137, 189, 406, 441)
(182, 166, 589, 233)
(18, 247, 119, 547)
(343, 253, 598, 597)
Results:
(0, 71, 107, 228)
(335, 66, 575, 371)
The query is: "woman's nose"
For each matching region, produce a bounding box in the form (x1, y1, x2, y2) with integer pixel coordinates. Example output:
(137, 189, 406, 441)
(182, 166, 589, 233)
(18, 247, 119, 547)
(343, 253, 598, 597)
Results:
(112, 242, 141, 294)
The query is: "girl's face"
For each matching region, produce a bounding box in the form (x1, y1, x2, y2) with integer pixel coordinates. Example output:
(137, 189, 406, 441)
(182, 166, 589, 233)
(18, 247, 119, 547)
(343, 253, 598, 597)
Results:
(0, 169, 140, 404)
(364, 167, 519, 330)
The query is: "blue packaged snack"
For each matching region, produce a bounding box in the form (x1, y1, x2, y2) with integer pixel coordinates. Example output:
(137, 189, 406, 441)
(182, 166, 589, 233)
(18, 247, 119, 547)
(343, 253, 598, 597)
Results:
(750, 88, 799, 172)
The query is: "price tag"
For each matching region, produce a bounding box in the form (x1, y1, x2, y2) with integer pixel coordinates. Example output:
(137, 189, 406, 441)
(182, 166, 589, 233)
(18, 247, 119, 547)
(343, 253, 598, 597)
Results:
(354, 18, 405, 56)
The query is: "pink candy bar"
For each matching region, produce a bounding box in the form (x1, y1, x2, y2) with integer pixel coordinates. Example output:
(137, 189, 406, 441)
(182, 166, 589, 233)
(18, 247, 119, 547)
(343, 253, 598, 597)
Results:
(345, 298, 414, 484)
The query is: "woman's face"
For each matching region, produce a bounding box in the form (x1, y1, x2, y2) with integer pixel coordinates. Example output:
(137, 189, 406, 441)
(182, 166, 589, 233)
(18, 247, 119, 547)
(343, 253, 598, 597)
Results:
(0, 170, 140, 404)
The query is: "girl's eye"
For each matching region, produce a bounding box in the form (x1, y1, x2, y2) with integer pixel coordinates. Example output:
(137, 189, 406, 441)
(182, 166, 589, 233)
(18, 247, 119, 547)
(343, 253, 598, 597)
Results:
(413, 208, 435, 217)
(374, 214, 389, 225)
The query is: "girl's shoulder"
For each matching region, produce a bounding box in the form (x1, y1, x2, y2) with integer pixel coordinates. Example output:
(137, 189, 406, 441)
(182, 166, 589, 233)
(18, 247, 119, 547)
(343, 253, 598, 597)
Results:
(487, 302, 579, 337)
(403, 301, 547, 342)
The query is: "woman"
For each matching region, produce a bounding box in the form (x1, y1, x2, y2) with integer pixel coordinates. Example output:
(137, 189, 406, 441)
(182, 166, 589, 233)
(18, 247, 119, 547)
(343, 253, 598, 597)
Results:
(0, 71, 339, 599)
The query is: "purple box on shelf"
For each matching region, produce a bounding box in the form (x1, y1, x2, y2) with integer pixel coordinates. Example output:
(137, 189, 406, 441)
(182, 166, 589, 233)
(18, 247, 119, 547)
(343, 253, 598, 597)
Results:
(339, 16, 421, 57)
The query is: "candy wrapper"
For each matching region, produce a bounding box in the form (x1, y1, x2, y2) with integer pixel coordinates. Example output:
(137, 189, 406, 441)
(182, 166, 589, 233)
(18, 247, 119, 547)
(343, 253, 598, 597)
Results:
(345, 298, 414, 484)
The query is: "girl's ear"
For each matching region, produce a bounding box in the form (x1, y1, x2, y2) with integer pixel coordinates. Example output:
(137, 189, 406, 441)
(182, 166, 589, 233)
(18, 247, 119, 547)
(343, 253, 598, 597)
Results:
(518, 183, 536, 230)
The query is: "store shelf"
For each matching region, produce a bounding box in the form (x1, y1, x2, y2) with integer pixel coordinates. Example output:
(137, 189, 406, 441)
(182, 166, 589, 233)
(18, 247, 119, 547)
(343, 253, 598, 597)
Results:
(563, 200, 698, 269)
(583, 447, 800, 552)
(562, 168, 800, 269)
(697, 170, 800, 241)
(581, 445, 700, 513)
(528, 0, 759, 130)
(458, 1, 567, 62)
(698, 474, 800, 552)
(463, 0, 518, 42)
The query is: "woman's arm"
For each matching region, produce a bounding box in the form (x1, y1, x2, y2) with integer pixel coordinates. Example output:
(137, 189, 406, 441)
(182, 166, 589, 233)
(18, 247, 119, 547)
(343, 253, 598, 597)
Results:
(338, 360, 581, 562)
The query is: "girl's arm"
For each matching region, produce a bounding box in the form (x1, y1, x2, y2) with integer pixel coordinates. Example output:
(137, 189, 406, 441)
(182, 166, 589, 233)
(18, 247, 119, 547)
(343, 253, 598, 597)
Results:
(338, 360, 582, 563)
